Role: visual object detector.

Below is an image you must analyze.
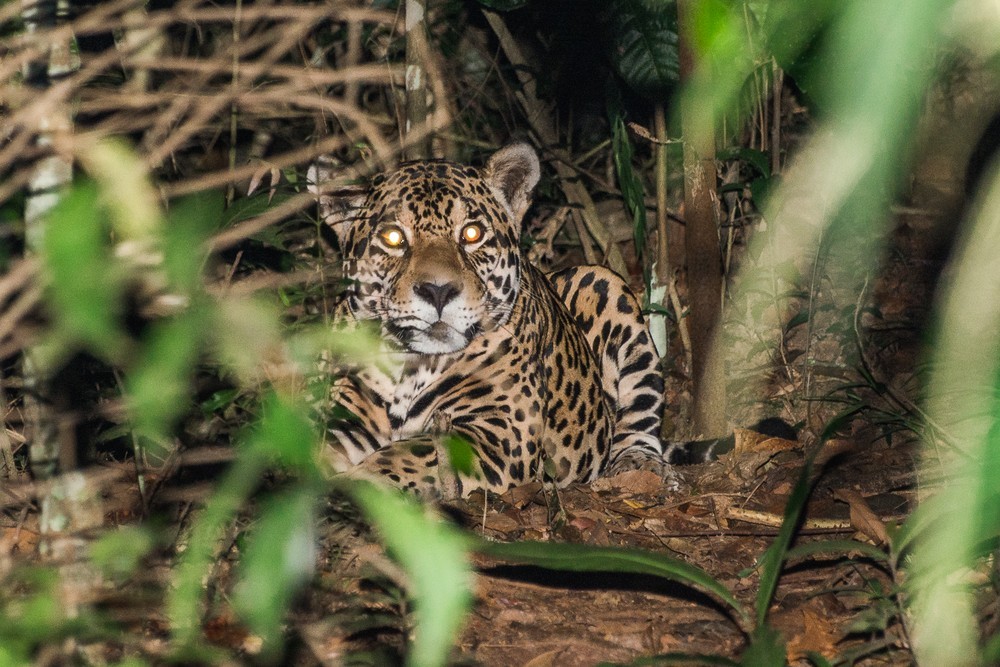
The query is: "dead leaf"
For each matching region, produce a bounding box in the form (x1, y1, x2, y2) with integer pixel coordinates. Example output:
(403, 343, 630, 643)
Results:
(833, 488, 889, 545)
(497, 608, 536, 625)
(204, 612, 252, 649)
(627, 121, 678, 145)
(591, 469, 663, 495)
(483, 512, 521, 534)
(712, 495, 734, 530)
(718, 430, 801, 483)
(787, 608, 839, 662)
(522, 648, 563, 667)
(732, 429, 799, 456)
(815, 439, 856, 467)
(658, 632, 681, 653)
(0, 526, 39, 555)
(578, 517, 613, 546)
(569, 515, 597, 531)
(722, 451, 777, 482)
(299, 619, 350, 666)
(527, 207, 570, 266)
(771, 481, 793, 495)
(501, 481, 543, 508)
(246, 161, 282, 202)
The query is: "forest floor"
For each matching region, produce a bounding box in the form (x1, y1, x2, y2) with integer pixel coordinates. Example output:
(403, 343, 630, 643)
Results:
(0, 427, 924, 666)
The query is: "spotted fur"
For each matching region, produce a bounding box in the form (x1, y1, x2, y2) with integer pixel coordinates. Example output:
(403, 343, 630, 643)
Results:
(309, 144, 676, 498)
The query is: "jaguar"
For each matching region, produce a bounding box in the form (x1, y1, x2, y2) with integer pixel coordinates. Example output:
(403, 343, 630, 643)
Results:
(309, 144, 676, 499)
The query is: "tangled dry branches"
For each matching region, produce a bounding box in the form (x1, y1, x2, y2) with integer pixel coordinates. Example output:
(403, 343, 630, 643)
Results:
(1, 0, 449, 213)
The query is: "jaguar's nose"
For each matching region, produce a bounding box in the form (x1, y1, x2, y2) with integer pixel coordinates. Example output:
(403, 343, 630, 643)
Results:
(413, 281, 461, 316)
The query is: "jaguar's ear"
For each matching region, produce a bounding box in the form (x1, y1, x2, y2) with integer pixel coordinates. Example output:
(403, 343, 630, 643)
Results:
(307, 156, 366, 249)
(484, 143, 540, 223)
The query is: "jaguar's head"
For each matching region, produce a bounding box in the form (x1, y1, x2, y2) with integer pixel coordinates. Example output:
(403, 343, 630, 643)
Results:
(309, 144, 540, 354)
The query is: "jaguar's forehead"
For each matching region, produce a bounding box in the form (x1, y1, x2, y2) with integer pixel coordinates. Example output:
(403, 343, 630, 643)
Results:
(363, 159, 503, 228)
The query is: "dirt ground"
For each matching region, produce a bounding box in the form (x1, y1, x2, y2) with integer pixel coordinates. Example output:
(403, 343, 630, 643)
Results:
(0, 424, 922, 666)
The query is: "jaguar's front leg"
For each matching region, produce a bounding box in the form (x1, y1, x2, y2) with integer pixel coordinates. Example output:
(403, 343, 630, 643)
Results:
(347, 434, 478, 499)
(347, 413, 530, 499)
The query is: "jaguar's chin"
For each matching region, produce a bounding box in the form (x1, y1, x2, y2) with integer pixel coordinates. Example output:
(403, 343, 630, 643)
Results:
(386, 320, 472, 355)
(406, 331, 470, 354)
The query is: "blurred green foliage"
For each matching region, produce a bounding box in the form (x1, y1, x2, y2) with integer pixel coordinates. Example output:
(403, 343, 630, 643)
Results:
(349, 481, 474, 667)
(41, 182, 127, 359)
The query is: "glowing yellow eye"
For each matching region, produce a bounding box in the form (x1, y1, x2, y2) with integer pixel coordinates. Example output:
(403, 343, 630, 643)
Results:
(380, 227, 406, 248)
(461, 223, 484, 244)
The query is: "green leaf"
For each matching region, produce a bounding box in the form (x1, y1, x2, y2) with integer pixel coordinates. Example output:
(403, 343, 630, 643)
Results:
(784, 539, 888, 564)
(164, 191, 223, 294)
(128, 310, 203, 442)
(740, 625, 786, 666)
(110, 659, 150, 667)
(717, 146, 771, 179)
(199, 388, 243, 415)
(221, 191, 290, 229)
(1, 569, 62, 645)
(748, 174, 775, 208)
(606, 0, 679, 99)
(761, 1, 842, 104)
(41, 182, 125, 357)
(804, 652, 834, 667)
(234, 489, 316, 654)
(783, 309, 809, 331)
(78, 138, 161, 242)
(89, 526, 157, 580)
(348, 480, 474, 667)
(475, 0, 529, 10)
(609, 92, 648, 260)
(0, 644, 29, 666)
(819, 403, 865, 441)
(893, 496, 950, 566)
(478, 540, 747, 622)
(981, 630, 1000, 666)
(753, 454, 817, 627)
(970, 392, 1000, 550)
(442, 434, 477, 477)
(211, 296, 289, 386)
(626, 654, 738, 666)
(168, 447, 269, 648)
(844, 596, 896, 635)
(169, 390, 316, 653)
(246, 391, 318, 474)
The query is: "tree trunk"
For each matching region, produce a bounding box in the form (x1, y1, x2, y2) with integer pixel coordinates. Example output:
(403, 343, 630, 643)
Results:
(676, 0, 726, 436)
(404, 0, 431, 159)
(21, 0, 105, 633)
(22, 0, 74, 479)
